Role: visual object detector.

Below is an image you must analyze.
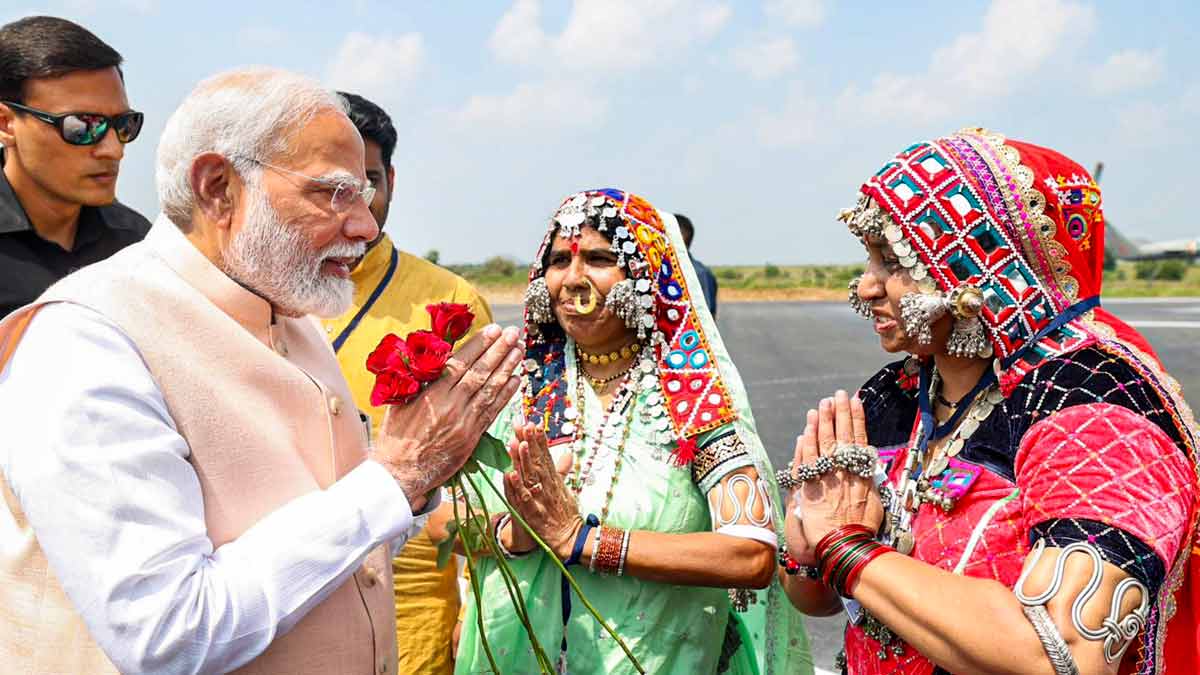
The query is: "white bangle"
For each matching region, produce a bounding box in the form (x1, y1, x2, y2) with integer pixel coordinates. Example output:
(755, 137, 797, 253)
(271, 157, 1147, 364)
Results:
(589, 527, 603, 573)
(617, 529, 631, 577)
(494, 514, 531, 559)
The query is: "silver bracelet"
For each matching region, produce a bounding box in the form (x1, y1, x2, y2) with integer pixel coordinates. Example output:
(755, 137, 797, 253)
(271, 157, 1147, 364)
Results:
(588, 527, 603, 573)
(617, 529, 631, 576)
(1022, 604, 1080, 675)
(494, 514, 531, 559)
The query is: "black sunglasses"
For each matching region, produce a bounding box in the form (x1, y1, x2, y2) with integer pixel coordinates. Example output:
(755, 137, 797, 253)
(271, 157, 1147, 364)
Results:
(3, 101, 144, 146)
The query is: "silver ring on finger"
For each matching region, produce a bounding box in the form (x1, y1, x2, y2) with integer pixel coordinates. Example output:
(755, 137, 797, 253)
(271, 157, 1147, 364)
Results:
(527, 482, 543, 494)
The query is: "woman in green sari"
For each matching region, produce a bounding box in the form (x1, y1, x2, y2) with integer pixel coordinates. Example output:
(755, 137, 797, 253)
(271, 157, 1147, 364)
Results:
(456, 189, 812, 674)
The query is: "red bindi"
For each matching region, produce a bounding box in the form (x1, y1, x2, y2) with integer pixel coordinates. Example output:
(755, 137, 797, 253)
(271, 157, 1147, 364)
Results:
(570, 240, 580, 255)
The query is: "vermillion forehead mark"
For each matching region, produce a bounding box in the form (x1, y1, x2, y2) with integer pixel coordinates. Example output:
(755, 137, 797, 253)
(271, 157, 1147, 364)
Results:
(570, 240, 580, 255)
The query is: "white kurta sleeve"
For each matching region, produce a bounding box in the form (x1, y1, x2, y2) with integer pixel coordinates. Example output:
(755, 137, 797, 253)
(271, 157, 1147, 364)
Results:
(0, 303, 423, 675)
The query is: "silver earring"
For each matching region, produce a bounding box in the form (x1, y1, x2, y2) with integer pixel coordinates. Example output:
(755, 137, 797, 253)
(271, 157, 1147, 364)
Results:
(524, 277, 553, 324)
(946, 286, 993, 358)
(606, 279, 641, 330)
(947, 317, 991, 358)
(898, 291, 948, 345)
(848, 276, 872, 320)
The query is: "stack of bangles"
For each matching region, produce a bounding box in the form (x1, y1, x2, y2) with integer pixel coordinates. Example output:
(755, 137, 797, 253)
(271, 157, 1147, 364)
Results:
(589, 525, 630, 576)
(778, 525, 893, 597)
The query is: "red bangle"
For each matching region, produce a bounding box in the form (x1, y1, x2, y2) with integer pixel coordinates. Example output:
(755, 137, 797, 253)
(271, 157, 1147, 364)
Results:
(814, 524, 890, 597)
(814, 524, 876, 559)
(841, 544, 892, 596)
(821, 539, 875, 588)
(593, 526, 624, 575)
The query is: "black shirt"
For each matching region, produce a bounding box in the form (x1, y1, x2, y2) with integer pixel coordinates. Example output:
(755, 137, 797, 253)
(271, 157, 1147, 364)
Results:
(0, 151, 151, 317)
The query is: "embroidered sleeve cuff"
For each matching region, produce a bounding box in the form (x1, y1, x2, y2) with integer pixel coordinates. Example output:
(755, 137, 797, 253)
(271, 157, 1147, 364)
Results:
(1029, 518, 1166, 595)
(692, 430, 755, 494)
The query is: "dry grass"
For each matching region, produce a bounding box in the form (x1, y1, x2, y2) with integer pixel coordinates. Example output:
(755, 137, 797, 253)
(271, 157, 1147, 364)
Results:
(470, 261, 1200, 307)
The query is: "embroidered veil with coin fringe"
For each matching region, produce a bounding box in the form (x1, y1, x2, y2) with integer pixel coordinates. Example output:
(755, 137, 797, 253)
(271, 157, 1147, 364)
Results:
(841, 129, 1200, 675)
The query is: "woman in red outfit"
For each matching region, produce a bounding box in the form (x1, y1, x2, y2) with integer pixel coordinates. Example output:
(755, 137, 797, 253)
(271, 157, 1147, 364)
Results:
(779, 128, 1200, 675)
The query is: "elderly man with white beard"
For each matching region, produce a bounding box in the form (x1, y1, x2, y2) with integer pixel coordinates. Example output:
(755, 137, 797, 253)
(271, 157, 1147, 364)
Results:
(0, 67, 523, 675)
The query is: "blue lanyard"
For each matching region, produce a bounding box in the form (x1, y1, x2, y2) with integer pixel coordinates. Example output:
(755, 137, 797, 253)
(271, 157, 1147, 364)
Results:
(559, 514, 600, 672)
(331, 246, 398, 353)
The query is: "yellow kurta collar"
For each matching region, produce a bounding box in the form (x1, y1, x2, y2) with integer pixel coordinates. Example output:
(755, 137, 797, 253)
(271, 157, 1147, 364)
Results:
(351, 233, 396, 290)
(322, 233, 398, 343)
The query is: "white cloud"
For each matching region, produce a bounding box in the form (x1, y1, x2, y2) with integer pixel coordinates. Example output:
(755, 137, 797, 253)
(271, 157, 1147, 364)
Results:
(730, 36, 798, 80)
(489, 0, 547, 65)
(489, 0, 732, 73)
(1115, 101, 1169, 148)
(927, 0, 1094, 97)
(764, 0, 826, 28)
(753, 85, 820, 147)
(466, 0, 730, 133)
(454, 80, 608, 131)
(324, 32, 424, 99)
(835, 0, 1094, 124)
(1181, 83, 1200, 116)
(1089, 48, 1165, 95)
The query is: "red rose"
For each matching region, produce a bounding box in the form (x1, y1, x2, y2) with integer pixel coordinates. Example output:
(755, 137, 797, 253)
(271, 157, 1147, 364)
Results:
(370, 368, 421, 406)
(405, 330, 452, 383)
(366, 333, 411, 375)
(427, 302, 474, 344)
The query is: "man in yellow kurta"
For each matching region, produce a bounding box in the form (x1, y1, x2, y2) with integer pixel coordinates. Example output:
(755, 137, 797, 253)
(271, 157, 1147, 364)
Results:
(322, 92, 491, 674)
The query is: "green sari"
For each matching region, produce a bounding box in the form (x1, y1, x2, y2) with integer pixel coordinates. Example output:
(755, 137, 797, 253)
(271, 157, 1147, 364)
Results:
(456, 200, 811, 675)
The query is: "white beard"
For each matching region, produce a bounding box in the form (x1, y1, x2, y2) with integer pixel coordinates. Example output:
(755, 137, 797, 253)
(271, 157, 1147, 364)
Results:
(222, 183, 364, 318)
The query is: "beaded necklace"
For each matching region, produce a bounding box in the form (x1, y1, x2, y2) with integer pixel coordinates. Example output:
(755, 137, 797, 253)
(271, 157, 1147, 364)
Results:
(577, 354, 637, 390)
(568, 368, 637, 525)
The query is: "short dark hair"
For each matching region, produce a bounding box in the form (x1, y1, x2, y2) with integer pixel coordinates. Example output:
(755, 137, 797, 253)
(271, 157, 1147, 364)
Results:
(675, 213, 695, 248)
(0, 16, 124, 103)
(337, 91, 397, 168)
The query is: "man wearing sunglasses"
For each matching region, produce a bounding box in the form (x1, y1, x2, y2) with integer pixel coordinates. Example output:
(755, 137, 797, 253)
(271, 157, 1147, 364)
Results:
(0, 16, 150, 317)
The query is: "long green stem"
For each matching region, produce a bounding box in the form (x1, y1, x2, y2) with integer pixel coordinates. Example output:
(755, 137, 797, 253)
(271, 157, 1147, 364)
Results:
(460, 476, 555, 673)
(453, 480, 501, 675)
(474, 471, 646, 673)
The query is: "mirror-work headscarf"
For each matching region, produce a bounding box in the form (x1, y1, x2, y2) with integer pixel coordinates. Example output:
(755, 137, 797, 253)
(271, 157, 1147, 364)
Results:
(842, 128, 1200, 673)
(522, 189, 737, 464)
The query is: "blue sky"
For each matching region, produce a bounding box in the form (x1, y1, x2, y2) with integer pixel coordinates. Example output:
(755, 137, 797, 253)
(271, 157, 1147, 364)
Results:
(8, 0, 1198, 264)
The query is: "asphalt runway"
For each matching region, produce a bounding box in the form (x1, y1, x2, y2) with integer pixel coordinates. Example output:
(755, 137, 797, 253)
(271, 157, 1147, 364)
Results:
(491, 298, 1200, 672)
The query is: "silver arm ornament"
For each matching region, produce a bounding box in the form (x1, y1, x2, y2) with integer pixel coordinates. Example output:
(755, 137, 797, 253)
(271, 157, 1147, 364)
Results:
(708, 473, 774, 529)
(1015, 539, 1151, 666)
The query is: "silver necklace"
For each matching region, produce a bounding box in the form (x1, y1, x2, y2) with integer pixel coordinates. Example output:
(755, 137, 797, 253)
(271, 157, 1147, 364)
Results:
(881, 366, 1002, 554)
